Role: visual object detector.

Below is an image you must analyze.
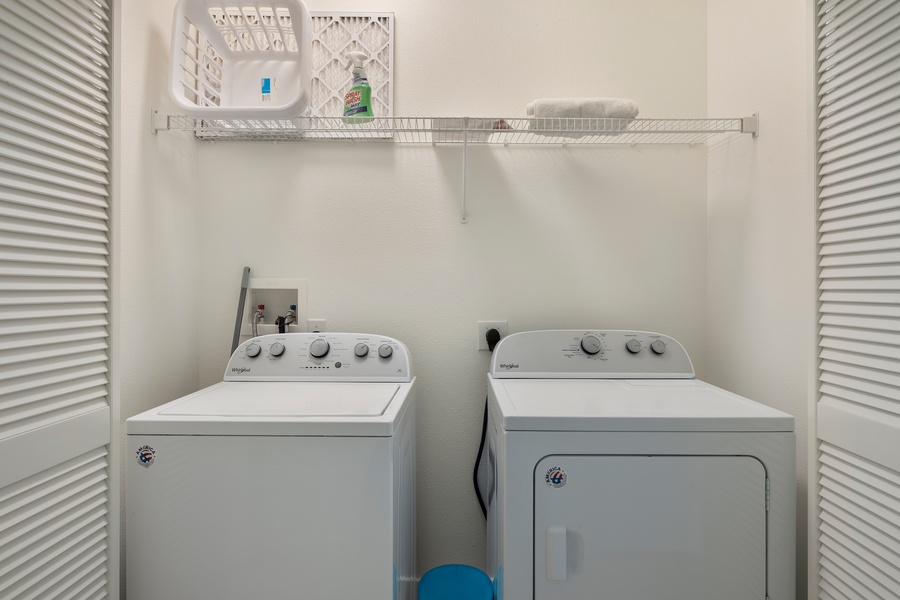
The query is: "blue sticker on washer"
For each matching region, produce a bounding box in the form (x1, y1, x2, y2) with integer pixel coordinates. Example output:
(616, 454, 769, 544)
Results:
(136, 445, 156, 468)
(545, 467, 567, 488)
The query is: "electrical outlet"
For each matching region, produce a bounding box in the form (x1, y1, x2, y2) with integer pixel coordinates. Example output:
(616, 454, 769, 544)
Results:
(308, 319, 326, 333)
(478, 320, 508, 351)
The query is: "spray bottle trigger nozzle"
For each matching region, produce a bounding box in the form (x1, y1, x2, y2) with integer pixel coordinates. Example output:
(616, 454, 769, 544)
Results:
(344, 51, 368, 69)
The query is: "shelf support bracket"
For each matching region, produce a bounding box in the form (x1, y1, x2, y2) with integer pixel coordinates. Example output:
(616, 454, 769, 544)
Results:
(151, 108, 169, 135)
(460, 121, 469, 224)
(742, 112, 760, 138)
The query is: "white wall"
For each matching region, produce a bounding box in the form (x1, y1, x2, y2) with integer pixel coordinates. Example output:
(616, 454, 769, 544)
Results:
(114, 1, 201, 591)
(113, 0, 824, 591)
(191, 0, 709, 574)
(115, 0, 840, 587)
(707, 1, 816, 598)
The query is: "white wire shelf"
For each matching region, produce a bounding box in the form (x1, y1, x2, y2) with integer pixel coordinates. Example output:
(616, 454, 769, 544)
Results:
(152, 111, 759, 224)
(153, 113, 759, 144)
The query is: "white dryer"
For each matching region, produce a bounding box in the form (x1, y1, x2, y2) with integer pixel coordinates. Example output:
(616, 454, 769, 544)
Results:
(485, 330, 795, 600)
(126, 333, 416, 600)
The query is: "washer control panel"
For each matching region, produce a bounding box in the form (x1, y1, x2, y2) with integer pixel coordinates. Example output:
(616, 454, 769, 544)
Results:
(490, 330, 694, 379)
(224, 333, 412, 382)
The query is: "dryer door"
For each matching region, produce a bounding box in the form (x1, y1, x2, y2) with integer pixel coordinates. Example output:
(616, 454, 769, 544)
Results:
(534, 455, 767, 600)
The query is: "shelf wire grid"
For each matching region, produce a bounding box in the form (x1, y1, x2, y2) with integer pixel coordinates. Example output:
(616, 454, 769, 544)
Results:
(162, 115, 747, 144)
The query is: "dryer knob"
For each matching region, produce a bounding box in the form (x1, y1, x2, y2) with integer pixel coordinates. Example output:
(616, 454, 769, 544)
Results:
(580, 335, 602, 355)
(245, 342, 261, 358)
(354, 343, 369, 357)
(269, 342, 285, 357)
(651, 340, 667, 355)
(309, 339, 330, 358)
(378, 344, 393, 358)
(626, 339, 642, 354)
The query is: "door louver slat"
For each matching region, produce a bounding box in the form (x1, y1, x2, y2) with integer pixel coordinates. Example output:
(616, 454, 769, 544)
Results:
(0, 0, 112, 595)
(0, 450, 109, 598)
(816, 0, 900, 574)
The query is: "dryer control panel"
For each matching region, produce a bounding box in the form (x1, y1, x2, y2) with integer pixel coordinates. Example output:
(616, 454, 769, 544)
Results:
(490, 330, 694, 379)
(225, 333, 412, 382)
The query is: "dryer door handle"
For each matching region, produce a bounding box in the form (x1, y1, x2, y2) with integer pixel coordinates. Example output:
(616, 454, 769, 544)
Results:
(546, 526, 568, 581)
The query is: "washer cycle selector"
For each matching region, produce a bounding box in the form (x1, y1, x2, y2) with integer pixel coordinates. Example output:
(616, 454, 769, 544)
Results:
(626, 339, 642, 354)
(355, 343, 369, 357)
(580, 335, 602, 355)
(378, 344, 393, 359)
(269, 342, 285, 357)
(245, 343, 261, 358)
(651, 340, 667, 355)
(309, 339, 330, 358)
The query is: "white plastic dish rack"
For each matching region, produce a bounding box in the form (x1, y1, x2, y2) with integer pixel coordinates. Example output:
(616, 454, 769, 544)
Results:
(170, 0, 313, 118)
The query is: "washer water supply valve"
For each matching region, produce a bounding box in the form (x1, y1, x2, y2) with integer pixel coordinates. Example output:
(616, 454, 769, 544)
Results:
(284, 305, 297, 327)
(275, 305, 298, 334)
(252, 305, 266, 337)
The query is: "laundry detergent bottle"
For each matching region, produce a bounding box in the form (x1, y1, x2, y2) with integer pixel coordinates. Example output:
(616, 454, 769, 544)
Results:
(342, 51, 373, 123)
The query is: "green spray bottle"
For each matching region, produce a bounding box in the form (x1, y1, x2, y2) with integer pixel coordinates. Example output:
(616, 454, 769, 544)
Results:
(342, 51, 373, 123)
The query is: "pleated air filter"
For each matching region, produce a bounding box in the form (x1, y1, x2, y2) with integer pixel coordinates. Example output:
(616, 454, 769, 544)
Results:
(309, 13, 394, 118)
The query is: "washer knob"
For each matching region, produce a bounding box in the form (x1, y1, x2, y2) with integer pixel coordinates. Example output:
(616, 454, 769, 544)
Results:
(355, 343, 369, 357)
(378, 344, 393, 358)
(309, 339, 330, 358)
(245, 342, 261, 358)
(650, 340, 667, 355)
(626, 339, 642, 354)
(269, 342, 285, 357)
(580, 335, 602, 355)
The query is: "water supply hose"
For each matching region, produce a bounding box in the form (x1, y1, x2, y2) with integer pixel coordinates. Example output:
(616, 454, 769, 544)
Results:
(473, 327, 502, 518)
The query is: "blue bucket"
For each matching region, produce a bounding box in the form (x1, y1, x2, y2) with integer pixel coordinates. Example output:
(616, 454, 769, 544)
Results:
(418, 564, 492, 600)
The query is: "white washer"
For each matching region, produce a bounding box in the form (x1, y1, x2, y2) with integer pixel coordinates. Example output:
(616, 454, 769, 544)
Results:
(126, 333, 416, 600)
(485, 330, 795, 600)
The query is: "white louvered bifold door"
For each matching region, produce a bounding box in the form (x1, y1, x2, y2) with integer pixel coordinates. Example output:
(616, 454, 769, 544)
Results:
(815, 0, 900, 598)
(0, 0, 112, 598)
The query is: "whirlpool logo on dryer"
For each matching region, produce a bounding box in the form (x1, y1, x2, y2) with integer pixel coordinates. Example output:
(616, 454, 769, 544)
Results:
(231, 367, 251, 374)
(499, 363, 520, 370)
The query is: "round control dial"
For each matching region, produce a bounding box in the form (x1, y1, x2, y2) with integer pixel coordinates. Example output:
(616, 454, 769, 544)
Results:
(354, 343, 369, 358)
(269, 342, 285, 357)
(650, 340, 667, 355)
(378, 344, 393, 358)
(580, 335, 602, 355)
(309, 339, 330, 358)
(625, 339, 642, 354)
(245, 342, 261, 358)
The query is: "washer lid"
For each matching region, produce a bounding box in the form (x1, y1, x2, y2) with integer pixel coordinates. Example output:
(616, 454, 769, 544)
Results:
(491, 379, 793, 432)
(126, 381, 413, 436)
(159, 382, 399, 417)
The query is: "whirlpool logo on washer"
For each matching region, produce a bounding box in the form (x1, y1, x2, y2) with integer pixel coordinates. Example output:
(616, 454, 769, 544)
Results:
(545, 467, 567, 488)
(499, 363, 520, 370)
(231, 367, 251, 374)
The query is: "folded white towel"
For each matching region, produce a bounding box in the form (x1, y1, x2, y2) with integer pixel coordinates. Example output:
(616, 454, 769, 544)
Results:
(526, 97, 639, 119)
(526, 97, 639, 137)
